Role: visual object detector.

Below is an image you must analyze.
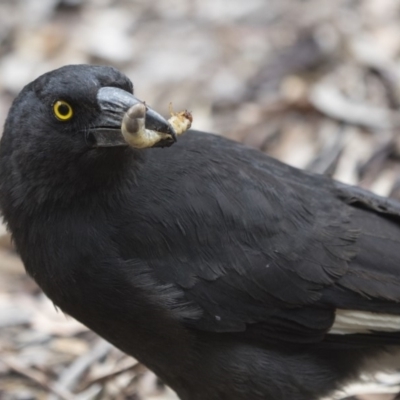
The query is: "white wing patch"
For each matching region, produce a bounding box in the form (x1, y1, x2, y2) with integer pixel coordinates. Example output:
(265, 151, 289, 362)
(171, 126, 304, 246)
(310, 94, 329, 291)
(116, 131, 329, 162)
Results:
(329, 309, 400, 335)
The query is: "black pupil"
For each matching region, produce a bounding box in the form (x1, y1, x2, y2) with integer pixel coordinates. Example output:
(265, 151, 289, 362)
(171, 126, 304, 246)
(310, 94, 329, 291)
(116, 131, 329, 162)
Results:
(58, 103, 70, 116)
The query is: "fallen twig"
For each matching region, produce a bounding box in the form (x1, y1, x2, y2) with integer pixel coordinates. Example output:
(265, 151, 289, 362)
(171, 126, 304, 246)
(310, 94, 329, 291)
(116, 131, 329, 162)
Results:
(0, 357, 75, 400)
(48, 338, 113, 400)
(83, 360, 145, 391)
(309, 83, 399, 130)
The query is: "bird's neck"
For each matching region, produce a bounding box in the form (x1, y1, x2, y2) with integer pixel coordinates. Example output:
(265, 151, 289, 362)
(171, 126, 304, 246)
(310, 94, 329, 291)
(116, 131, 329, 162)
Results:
(1, 146, 142, 222)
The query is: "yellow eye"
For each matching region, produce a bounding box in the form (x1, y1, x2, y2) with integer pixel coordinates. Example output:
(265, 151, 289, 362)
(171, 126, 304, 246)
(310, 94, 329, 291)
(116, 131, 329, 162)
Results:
(53, 100, 73, 121)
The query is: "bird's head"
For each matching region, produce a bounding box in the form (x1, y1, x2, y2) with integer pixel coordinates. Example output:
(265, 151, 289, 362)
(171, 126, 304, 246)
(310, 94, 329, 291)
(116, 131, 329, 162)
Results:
(0, 65, 176, 212)
(3, 64, 176, 151)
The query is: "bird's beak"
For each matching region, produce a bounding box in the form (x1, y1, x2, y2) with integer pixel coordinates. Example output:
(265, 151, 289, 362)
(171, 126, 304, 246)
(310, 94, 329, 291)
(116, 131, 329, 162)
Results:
(88, 87, 177, 148)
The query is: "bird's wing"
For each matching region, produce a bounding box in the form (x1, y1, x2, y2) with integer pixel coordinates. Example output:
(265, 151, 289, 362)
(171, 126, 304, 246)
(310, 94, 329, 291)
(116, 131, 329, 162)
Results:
(123, 133, 400, 344)
(318, 182, 400, 344)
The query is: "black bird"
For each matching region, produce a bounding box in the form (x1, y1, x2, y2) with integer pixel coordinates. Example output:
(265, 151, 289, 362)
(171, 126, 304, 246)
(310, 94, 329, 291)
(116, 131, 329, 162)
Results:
(2, 65, 400, 400)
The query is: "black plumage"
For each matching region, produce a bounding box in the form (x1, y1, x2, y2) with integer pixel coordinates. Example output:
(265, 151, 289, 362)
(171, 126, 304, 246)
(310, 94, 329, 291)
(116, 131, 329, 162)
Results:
(1, 64, 400, 400)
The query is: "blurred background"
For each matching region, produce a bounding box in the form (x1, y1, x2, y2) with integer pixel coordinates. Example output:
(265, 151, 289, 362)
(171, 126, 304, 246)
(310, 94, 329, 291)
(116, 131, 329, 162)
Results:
(1, 0, 400, 399)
